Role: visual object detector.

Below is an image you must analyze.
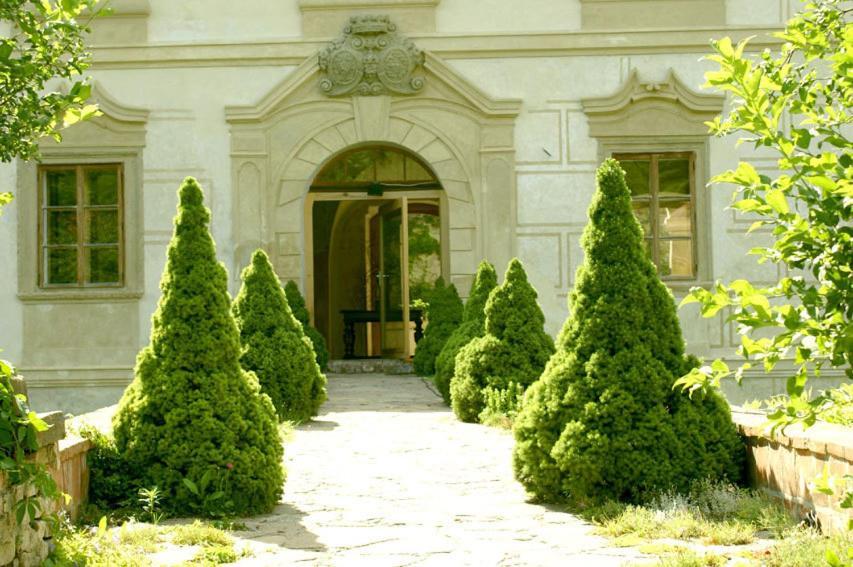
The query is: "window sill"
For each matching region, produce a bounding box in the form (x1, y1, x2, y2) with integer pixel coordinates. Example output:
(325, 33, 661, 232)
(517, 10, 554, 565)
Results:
(662, 280, 711, 294)
(18, 289, 143, 303)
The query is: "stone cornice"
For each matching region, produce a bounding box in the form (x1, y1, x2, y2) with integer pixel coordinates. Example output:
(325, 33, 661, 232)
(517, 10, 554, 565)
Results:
(582, 69, 724, 116)
(90, 27, 783, 69)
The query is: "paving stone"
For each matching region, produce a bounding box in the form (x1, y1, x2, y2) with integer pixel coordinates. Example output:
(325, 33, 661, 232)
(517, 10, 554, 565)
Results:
(226, 373, 647, 566)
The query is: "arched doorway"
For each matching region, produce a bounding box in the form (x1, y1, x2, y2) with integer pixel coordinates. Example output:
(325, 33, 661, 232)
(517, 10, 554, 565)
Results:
(306, 145, 447, 361)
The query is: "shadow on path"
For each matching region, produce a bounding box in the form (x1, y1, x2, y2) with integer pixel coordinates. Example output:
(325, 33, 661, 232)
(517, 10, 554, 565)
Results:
(235, 502, 326, 552)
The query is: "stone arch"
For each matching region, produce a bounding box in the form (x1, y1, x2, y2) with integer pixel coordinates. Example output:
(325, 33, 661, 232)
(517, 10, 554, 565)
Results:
(226, 49, 521, 312)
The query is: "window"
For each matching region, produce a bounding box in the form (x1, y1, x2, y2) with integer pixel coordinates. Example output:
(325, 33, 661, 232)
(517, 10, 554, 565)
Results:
(614, 152, 696, 279)
(39, 164, 123, 287)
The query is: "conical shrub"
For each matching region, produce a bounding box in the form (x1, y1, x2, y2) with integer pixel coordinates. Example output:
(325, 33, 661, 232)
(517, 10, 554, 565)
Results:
(450, 259, 555, 423)
(434, 261, 498, 405)
(113, 178, 284, 517)
(234, 251, 327, 422)
(512, 159, 743, 504)
(413, 278, 463, 376)
(284, 281, 329, 371)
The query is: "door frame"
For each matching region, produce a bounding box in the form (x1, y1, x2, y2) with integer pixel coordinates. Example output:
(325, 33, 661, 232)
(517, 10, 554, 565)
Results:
(304, 189, 448, 358)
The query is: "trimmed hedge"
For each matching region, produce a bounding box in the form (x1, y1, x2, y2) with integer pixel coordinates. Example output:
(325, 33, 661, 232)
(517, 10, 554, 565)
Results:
(450, 259, 554, 423)
(434, 261, 498, 405)
(284, 281, 329, 371)
(512, 159, 743, 505)
(413, 278, 463, 376)
(112, 178, 284, 517)
(234, 250, 327, 422)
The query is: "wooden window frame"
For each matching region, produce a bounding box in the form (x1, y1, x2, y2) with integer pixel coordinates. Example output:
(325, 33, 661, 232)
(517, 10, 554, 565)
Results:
(37, 163, 125, 288)
(613, 151, 697, 280)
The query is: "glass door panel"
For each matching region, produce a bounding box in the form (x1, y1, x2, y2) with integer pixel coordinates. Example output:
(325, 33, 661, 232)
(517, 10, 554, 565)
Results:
(378, 199, 404, 356)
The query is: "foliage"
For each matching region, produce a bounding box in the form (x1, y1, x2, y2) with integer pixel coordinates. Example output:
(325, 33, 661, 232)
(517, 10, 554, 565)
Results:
(451, 259, 554, 423)
(284, 280, 329, 371)
(48, 517, 241, 567)
(763, 528, 853, 567)
(112, 178, 284, 518)
(512, 160, 743, 504)
(0, 0, 104, 162)
(0, 358, 60, 525)
(675, 0, 852, 431)
(234, 252, 327, 422)
(76, 424, 139, 514)
(434, 261, 498, 404)
(479, 382, 524, 429)
(0, 192, 11, 213)
(586, 480, 795, 550)
(137, 487, 163, 525)
(413, 278, 464, 376)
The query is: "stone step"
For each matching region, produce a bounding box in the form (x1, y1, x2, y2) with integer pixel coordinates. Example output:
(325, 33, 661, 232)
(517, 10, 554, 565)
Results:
(327, 358, 415, 375)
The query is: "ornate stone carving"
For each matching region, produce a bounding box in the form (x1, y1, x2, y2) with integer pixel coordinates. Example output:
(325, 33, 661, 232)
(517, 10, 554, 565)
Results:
(318, 15, 425, 97)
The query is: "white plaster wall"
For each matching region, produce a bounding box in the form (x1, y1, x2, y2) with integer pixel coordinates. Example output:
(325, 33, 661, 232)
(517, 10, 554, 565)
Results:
(436, 0, 581, 33)
(0, 162, 22, 364)
(146, 0, 302, 42)
(91, 65, 292, 344)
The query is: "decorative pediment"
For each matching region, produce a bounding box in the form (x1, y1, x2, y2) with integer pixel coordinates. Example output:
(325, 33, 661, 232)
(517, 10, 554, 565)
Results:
(42, 82, 149, 151)
(318, 15, 425, 97)
(582, 70, 724, 139)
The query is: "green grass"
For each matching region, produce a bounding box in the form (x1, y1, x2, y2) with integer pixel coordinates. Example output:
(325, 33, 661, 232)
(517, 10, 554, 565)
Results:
(171, 520, 233, 546)
(584, 480, 796, 547)
(761, 528, 852, 567)
(48, 518, 240, 567)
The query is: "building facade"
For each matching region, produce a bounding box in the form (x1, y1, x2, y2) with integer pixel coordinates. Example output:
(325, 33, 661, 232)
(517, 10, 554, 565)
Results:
(0, 0, 835, 414)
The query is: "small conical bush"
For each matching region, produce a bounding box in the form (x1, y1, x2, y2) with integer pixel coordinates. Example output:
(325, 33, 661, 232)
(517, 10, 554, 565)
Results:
(413, 278, 464, 376)
(234, 251, 327, 422)
(434, 261, 498, 405)
(284, 281, 329, 371)
(450, 259, 554, 423)
(512, 159, 743, 504)
(113, 178, 284, 517)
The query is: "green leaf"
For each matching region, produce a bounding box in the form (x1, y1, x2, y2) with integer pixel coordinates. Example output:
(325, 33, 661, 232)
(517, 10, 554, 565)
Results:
(765, 189, 789, 214)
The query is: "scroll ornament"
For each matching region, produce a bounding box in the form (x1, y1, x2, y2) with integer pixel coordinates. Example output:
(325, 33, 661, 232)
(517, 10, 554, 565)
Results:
(318, 15, 425, 97)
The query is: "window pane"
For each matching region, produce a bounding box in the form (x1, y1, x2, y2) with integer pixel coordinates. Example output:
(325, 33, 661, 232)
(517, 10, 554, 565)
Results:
(375, 151, 405, 181)
(85, 246, 120, 284)
(46, 248, 78, 284)
(45, 170, 77, 206)
(658, 239, 694, 277)
(631, 200, 652, 236)
(659, 200, 693, 237)
(85, 169, 118, 205)
(405, 158, 433, 182)
(659, 159, 691, 196)
(408, 210, 441, 303)
(86, 209, 119, 244)
(619, 159, 650, 196)
(46, 210, 78, 244)
(644, 238, 653, 260)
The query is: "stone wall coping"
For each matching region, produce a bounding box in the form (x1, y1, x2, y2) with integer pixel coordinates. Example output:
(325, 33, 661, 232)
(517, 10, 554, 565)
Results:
(730, 407, 853, 462)
(35, 411, 66, 447)
(58, 435, 93, 460)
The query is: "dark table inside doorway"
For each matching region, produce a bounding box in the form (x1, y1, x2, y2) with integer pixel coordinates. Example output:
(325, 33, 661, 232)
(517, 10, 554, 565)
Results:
(340, 309, 424, 359)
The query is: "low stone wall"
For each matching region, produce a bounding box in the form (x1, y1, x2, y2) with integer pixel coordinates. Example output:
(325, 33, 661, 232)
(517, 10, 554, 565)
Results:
(0, 412, 65, 567)
(731, 408, 852, 533)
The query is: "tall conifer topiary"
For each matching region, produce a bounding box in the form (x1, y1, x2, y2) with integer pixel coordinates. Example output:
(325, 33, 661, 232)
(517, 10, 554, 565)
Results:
(284, 281, 329, 371)
(451, 259, 555, 423)
(434, 261, 498, 405)
(512, 159, 742, 504)
(234, 251, 327, 422)
(413, 278, 464, 376)
(113, 178, 284, 517)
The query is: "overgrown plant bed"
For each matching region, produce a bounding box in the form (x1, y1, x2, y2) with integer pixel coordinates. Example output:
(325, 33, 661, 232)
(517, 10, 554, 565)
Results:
(48, 517, 286, 566)
(578, 480, 852, 566)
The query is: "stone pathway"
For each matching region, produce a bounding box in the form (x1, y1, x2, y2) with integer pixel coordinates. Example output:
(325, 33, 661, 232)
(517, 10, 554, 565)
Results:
(231, 373, 648, 566)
